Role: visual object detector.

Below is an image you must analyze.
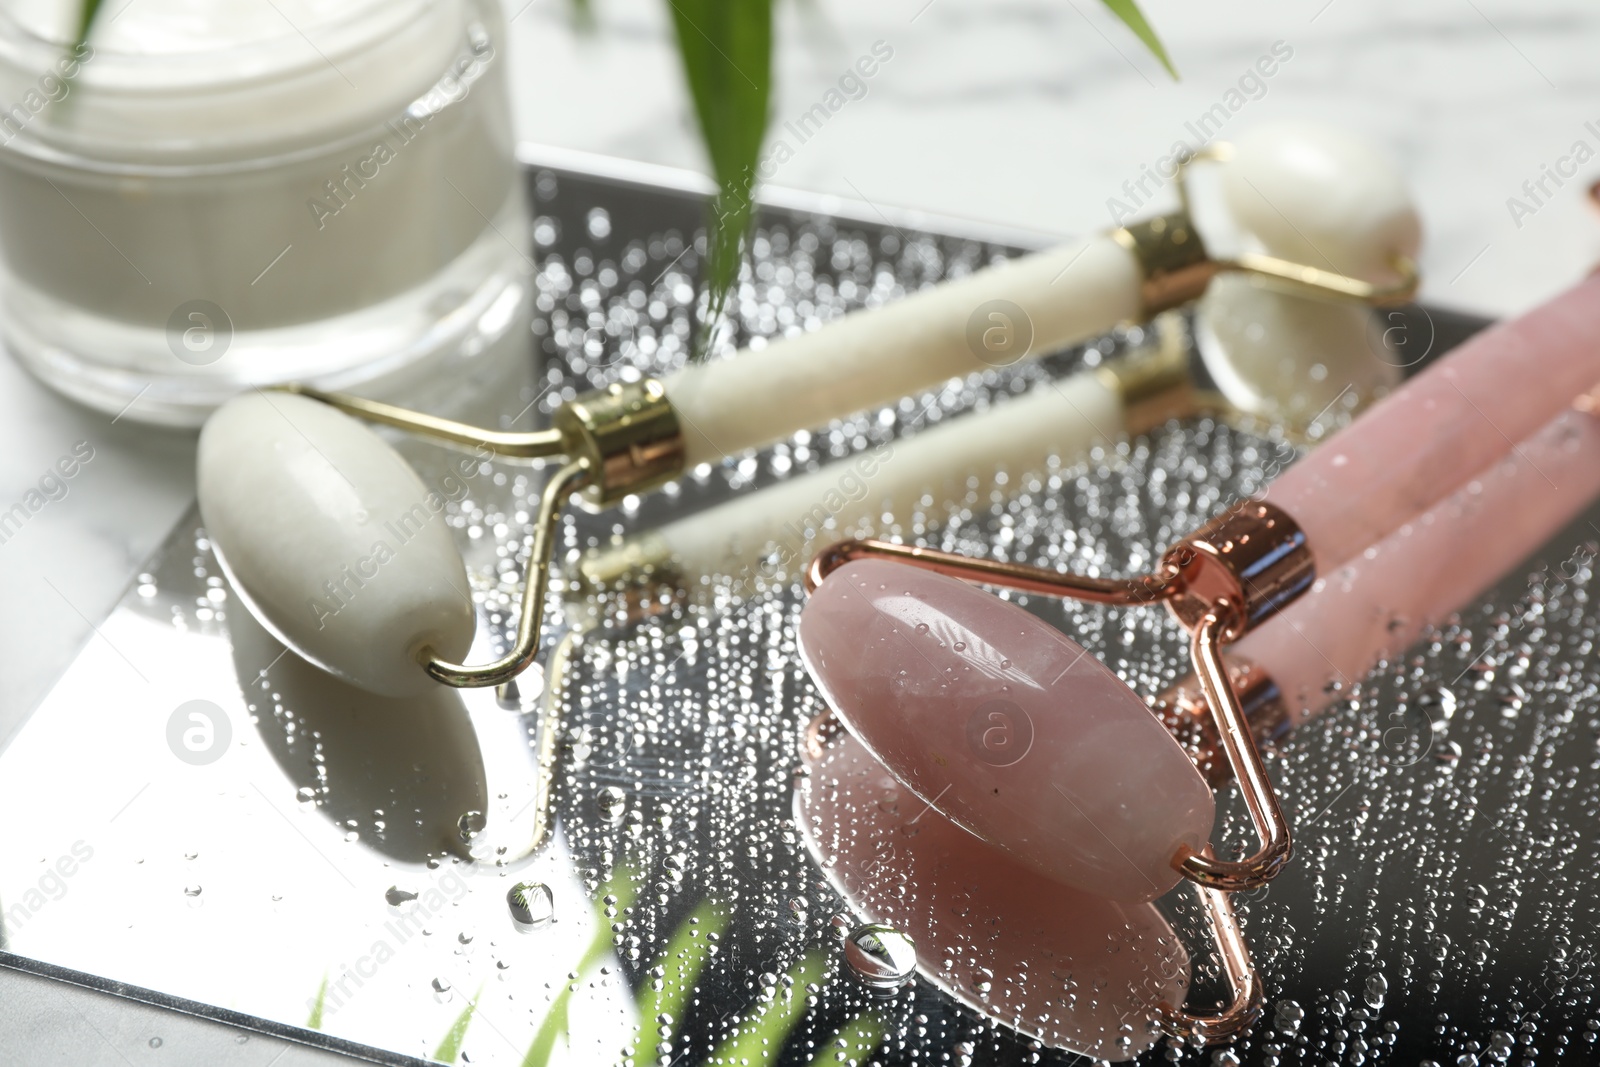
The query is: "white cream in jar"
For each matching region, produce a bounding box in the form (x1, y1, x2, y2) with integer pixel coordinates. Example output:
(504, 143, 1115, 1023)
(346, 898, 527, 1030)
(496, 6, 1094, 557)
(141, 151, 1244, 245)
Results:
(0, 0, 530, 424)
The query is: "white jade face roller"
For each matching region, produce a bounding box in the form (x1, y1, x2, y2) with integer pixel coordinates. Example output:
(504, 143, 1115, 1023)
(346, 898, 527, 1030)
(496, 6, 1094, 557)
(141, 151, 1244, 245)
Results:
(578, 122, 1420, 590)
(197, 121, 1418, 698)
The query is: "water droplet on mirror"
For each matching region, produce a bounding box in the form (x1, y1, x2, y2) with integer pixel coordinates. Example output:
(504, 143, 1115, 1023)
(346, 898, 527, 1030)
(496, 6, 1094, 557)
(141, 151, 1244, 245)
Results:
(1488, 1032, 1515, 1059)
(183, 884, 202, 897)
(842, 923, 916, 995)
(597, 786, 627, 823)
(508, 881, 555, 931)
(385, 886, 418, 907)
(457, 810, 486, 843)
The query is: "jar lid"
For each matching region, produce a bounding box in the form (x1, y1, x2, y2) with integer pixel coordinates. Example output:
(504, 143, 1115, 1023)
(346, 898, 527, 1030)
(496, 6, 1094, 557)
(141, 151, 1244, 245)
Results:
(0, 0, 479, 167)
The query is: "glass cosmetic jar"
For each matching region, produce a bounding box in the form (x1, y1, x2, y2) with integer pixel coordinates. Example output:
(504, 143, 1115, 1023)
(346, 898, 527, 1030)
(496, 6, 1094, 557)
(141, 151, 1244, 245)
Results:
(0, 0, 531, 425)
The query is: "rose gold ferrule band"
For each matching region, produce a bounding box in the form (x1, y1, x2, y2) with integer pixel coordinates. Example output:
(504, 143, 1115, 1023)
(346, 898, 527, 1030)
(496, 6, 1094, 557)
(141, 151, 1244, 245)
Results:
(1161, 500, 1316, 642)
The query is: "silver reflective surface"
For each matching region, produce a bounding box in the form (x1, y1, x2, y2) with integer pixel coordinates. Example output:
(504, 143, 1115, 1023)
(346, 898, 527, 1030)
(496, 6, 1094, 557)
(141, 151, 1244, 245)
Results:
(1, 162, 1594, 1067)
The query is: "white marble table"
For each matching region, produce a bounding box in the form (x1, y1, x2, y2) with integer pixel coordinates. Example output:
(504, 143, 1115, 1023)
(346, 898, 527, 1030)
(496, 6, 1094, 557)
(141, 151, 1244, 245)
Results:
(505, 0, 1600, 318)
(1, 0, 1594, 743)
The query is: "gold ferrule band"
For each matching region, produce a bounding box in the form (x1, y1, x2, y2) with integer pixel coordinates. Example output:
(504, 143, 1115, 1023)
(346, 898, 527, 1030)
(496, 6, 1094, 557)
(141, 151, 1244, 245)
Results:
(1093, 313, 1195, 435)
(1111, 210, 1219, 316)
(556, 379, 686, 509)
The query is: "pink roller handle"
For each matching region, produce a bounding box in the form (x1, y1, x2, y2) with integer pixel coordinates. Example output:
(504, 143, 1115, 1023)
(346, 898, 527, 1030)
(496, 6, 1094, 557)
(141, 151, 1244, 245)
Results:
(1261, 274, 1600, 572)
(1236, 404, 1600, 724)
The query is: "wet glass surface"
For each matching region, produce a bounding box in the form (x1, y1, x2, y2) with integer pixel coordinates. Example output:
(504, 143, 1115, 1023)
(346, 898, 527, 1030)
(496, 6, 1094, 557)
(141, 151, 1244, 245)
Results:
(0, 162, 1592, 1067)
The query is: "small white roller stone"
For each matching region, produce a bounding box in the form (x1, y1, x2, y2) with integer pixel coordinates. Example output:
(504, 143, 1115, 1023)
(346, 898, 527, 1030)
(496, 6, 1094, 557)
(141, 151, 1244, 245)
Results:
(1222, 120, 1421, 286)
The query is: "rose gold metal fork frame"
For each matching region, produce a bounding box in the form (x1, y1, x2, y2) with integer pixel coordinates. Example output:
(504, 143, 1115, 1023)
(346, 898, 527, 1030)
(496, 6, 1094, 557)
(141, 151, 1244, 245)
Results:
(805, 531, 1295, 894)
(1161, 875, 1263, 1042)
(804, 537, 1182, 604)
(1179, 609, 1293, 890)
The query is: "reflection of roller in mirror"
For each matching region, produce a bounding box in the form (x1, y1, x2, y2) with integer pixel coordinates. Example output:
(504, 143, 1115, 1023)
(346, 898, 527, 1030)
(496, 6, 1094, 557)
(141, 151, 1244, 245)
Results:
(227, 585, 569, 866)
(797, 725, 1257, 1059)
(228, 603, 488, 864)
(195, 121, 1420, 700)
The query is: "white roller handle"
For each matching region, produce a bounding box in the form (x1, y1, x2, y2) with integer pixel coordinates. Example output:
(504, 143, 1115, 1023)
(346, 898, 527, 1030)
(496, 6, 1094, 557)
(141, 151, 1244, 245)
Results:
(663, 122, 1423, 467)
(662, 235, 1141, 466)
(649, 370, 1124, 584)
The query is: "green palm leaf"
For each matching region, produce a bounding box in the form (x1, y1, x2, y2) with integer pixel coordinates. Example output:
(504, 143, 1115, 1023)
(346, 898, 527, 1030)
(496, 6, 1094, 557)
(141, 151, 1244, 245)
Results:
(806, 1011, 887, 1067)
(637, 899, 730, 1042)
(521, 869, 641, 1066)
(433, 986, 482, 1064)
(71, 0, 103, 52)
(705, 949, 827, 1066)
(305, 973, 329, 1031)
(1099, 0, 1178, 78)
(664, 0, 774, 354)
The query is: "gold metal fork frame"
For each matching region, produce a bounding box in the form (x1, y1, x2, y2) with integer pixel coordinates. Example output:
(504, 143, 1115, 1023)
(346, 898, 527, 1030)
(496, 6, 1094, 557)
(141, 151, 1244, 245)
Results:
(1111, 141, 1421, 316)
(282, 381, 683, 688)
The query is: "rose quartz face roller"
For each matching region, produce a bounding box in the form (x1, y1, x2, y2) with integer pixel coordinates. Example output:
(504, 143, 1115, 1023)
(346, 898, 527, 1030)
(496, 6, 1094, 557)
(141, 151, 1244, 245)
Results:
(799, 271, 1600, 904)
(797, 394, 1600, 1056)
(796, 369, 1600, 1062)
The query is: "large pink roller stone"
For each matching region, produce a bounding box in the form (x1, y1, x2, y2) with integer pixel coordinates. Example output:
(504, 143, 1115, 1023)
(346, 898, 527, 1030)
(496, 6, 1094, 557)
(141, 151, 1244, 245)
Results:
(797, 728, 1188, 1060)
(799, 558, 1215, 903)
(1263, 273, 1600, 572)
